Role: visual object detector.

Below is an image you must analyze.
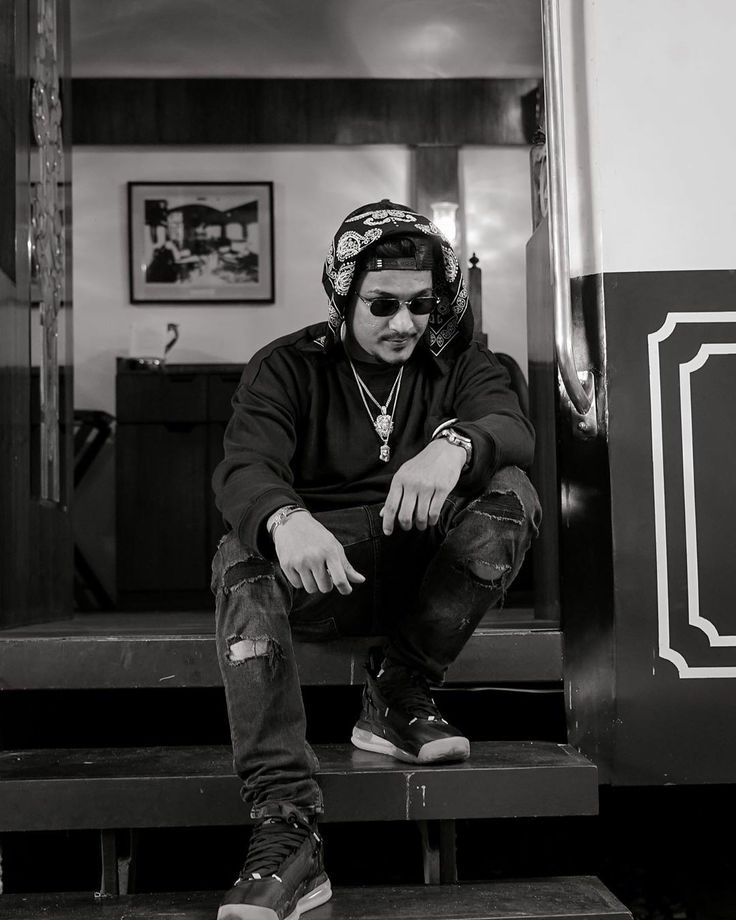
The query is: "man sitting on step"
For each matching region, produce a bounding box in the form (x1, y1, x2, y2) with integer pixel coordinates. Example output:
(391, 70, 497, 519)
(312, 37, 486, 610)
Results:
(210, 199, 541, 920)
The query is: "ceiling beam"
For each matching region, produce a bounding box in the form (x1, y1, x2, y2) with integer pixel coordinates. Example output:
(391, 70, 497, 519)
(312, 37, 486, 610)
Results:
(71, 78, 540, 146)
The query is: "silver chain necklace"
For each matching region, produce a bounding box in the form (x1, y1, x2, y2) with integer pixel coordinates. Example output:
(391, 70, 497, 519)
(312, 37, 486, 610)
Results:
(348, 359, 404, 462)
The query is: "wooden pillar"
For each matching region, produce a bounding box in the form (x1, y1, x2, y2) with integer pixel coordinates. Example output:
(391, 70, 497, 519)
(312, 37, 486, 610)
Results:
(0, 0, 73, 629)
(411, 145, 462, 266)
(412, 146, 459, 218)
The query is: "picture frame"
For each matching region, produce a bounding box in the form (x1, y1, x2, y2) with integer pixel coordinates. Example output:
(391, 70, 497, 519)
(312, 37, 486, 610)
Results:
(127, 181, 274, 304)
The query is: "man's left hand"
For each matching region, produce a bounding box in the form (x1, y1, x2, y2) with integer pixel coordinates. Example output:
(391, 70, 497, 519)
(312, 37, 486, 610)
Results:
(380, 438, 467, 535)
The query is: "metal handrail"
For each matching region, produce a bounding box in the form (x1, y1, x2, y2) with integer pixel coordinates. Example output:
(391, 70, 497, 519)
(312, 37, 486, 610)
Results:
(541, 0, 593, 416)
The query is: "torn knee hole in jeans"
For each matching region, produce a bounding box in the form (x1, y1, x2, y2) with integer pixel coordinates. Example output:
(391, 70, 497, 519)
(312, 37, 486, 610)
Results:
(461, 558, 511, 590)
(468, 489, 525, 526)
(226, 634, 284, 671)
(222, 558, 275, 594)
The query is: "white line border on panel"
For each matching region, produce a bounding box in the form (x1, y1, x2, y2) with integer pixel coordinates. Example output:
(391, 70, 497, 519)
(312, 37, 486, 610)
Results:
(680, 344, 736, 646)
(648, 312, 736, 678)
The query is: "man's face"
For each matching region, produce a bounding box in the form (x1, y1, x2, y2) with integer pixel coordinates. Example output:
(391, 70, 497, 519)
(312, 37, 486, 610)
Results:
(348, 269, 433, 365)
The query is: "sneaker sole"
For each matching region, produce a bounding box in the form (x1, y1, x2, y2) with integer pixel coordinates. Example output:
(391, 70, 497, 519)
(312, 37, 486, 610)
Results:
(351, 727, 470, 764)
(217, 878, 332, 920)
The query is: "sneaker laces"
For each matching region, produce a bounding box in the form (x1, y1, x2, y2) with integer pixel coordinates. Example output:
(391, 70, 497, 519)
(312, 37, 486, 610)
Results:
(239, 816, 317, 881)
(377, 667, 445, 722)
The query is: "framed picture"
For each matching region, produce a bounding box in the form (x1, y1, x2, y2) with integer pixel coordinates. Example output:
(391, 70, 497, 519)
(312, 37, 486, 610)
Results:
(127, 181, 274, 304)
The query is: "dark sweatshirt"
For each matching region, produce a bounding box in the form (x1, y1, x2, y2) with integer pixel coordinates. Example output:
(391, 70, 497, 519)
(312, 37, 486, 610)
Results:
(212, 321, 534, 555)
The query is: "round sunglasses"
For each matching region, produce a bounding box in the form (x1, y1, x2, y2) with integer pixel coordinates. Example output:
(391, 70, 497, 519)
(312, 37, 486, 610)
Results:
(356, 293, 440, 317)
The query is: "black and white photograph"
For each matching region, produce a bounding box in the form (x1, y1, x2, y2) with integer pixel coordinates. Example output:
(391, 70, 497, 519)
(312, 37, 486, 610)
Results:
(128, 182, 274, 303)
(3, 2, 736, 920)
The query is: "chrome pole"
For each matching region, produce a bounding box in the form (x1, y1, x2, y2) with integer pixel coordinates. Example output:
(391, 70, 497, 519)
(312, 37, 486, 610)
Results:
(541, 0, 593, 416)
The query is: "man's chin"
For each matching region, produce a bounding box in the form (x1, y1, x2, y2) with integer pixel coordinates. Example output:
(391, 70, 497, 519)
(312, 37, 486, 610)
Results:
(377, 339, 417, 363)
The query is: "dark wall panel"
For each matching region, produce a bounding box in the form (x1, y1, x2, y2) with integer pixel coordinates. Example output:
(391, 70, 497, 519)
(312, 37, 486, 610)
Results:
(561, 268, 736, 785)
(71, 78, 538, 146)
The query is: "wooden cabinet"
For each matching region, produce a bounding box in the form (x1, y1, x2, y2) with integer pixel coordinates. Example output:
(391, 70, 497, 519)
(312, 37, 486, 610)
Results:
(115, 360, 243, 610)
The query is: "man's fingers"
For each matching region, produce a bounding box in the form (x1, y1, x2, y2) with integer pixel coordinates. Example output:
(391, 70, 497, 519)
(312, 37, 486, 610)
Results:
(344, 559, 366, 584)
(324, 556, 350, 595)
(324, 553, 366, 596)
(283, 566, 304, 591)
(427, 490, 447, 527)
(299, 569, 320, 595)
(397, 489, 418, 531)
(414, 489, 434, 531)
(381, 501, 398, 535)
(311, 563, 334, 594)
(381, 482, 403, 535)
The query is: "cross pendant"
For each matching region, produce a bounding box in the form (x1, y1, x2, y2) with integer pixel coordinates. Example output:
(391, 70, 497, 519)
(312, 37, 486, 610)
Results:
(379, 444, 391, 462)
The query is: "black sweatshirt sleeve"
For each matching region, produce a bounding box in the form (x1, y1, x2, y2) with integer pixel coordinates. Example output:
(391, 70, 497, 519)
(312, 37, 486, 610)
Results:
(450, 344, 535, 494)
(212, 348, 304, 555)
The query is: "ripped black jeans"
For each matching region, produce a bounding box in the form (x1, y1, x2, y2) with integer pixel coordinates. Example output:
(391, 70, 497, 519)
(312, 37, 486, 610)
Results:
(211, 465, 541, 822)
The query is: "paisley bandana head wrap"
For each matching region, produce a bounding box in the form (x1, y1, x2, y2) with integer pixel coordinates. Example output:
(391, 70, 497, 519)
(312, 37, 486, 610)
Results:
(321, 199, 473, 358)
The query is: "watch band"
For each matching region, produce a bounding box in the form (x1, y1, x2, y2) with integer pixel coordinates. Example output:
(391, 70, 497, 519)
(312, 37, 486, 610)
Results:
(434, 427, 473, 470)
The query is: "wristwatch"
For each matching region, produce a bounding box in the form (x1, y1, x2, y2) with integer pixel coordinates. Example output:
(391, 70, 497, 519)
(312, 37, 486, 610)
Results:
(434, 427, 473, 470)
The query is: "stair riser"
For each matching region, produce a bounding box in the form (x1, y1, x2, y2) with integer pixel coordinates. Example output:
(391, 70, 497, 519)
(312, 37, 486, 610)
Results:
(0, 764, 598, 832)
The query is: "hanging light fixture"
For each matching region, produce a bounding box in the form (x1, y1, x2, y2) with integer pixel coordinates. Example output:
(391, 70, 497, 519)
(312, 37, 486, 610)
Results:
(430, 200, 459, 247)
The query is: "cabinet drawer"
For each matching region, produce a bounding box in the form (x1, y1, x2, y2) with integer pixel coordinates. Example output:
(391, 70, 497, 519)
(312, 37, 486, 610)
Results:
(116, 423, 209, 592)
(208, 369, 244, 423)
(117, 371, 207, 423)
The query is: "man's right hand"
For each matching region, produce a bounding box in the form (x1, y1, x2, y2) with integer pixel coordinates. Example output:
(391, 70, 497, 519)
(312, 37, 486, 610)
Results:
(273, 512, 366, 595)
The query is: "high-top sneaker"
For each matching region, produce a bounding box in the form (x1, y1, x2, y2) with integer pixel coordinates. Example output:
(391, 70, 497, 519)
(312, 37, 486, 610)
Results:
(351, 659, 470, 764)
(217, 814, 331, 920)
